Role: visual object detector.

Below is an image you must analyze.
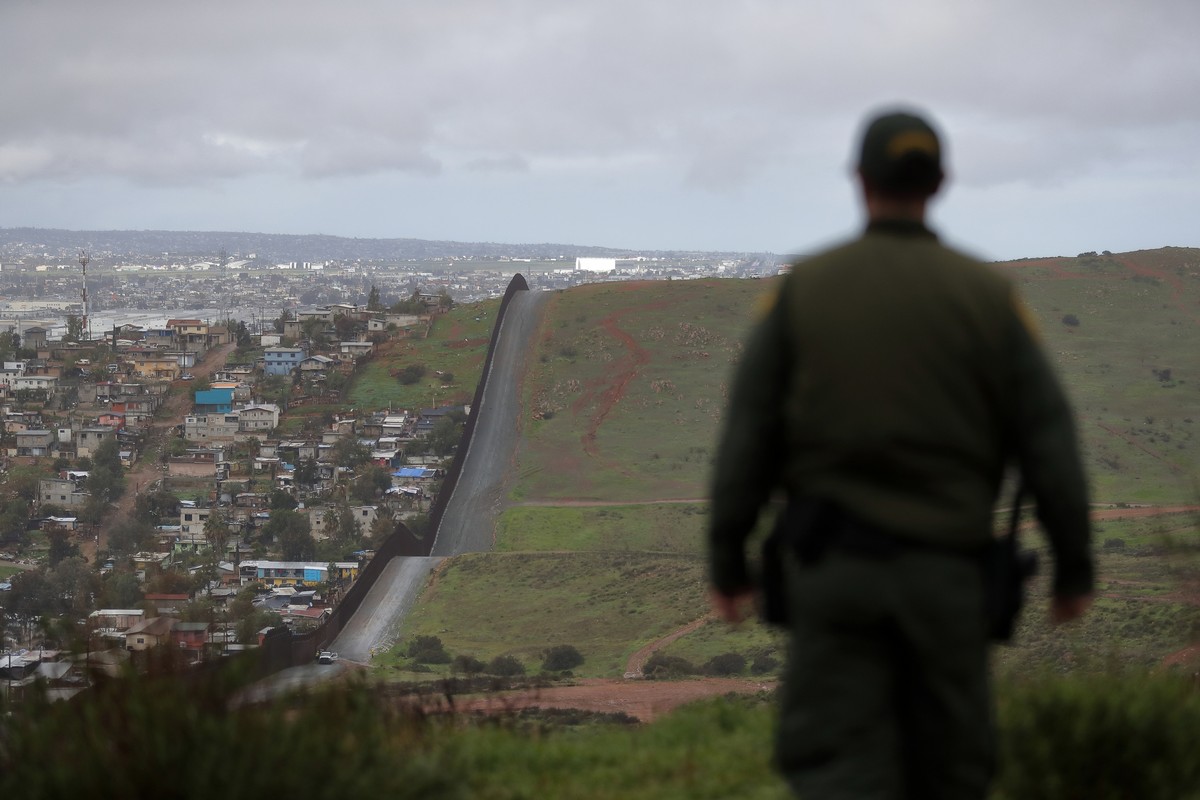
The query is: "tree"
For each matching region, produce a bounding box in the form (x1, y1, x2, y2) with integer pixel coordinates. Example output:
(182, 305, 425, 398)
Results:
(108, 519, 156, 555)
(100, 570, 145, 608)
(330, 437, 371, 469)
(235, 320, 252, 348)
(204, 508, 232, 558)
(486, 655, 526, 676)
(269, 489, 298, 510)
(333, 314, 360, 341)
(64, 314, 86, 343)
(46, 526, 79, 567)
(541, 644, 585, 672)
(428, 416, 464, 456)
(406, 635, 450, 664)
(351, 465, 391, 503)
(366, 284, 382, 312)
(293, 458, 319, 489)
(397, 364, 426, 385)
(86, 439, 125, 503)
(329, 501, 360, 545)
(273, 309, 293, 334)
(0, 502, 29, 547)
(263, 509, 315, 559)
(367, 509, 395, 547)
(48, 556, 99, 615)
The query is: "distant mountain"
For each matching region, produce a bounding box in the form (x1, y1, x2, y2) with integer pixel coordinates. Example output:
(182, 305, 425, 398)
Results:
(0, 227, 771, 263)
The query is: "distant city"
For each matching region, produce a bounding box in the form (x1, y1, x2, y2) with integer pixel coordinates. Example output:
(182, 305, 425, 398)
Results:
(0, 227, 780, 336)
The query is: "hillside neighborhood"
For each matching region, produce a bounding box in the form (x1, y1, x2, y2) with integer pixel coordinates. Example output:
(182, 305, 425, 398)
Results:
(0, 290, 469, 693)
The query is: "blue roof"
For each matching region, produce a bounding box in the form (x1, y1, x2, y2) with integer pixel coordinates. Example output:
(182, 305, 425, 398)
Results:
(393, 467, 436, 478)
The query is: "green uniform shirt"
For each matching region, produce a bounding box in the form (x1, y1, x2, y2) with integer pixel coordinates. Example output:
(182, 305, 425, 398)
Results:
(709, 219, 1093, 597)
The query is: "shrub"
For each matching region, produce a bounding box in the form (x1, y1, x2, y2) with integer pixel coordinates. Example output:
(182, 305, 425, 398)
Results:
(702, 652, 746, 677)
(406, 635, 451, 664)
(541, 644, 585, 672)
(398, 364, 426, 385)
(643, 654, 696, 680)
(452, 654, 486, 674)
(486, 655, 526, 677)
(996, 672, 1200, 799)
(1061, 314, 1080, 327)
(750, 652, 780, 675)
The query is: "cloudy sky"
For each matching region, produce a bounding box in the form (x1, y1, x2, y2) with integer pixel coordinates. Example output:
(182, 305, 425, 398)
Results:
(1, 0, 1197, 260)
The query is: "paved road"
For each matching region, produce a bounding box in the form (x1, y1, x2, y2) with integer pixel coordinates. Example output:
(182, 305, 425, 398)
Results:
(329, 287, 546, 661)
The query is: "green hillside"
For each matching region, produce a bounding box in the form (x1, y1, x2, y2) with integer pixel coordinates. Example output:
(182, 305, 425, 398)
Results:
(385, 250, 1200, 683)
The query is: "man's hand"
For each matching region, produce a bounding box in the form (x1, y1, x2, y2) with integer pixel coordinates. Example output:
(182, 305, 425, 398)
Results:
(710, 587, 757, 625)
(1051, 593, 1093, 624)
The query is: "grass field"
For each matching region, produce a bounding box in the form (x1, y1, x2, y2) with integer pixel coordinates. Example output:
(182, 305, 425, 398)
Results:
(347, 298, 501, 411)
(377, 551, 712, 678)
(371, 249, 1200, 688)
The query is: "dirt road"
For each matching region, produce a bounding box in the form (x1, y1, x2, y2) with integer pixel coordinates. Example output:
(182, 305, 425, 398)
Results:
(81, 341, 238, 562)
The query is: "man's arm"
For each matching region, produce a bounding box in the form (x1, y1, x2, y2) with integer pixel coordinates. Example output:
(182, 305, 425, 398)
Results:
(1007, 293, 1094, 609)
(708, 285, 793, 597)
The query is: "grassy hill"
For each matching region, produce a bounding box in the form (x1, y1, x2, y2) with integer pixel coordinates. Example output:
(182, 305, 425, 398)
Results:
(382, 249, 1200, 683)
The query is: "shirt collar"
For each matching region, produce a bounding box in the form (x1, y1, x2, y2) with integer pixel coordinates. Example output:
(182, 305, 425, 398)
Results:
(865, 218, 938, 240)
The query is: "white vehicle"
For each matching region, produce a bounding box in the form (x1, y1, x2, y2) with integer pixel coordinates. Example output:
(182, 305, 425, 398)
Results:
(316, 651, 338, 665)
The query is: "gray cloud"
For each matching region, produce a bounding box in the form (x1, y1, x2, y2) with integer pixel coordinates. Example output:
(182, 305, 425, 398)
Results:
(0, 0, 1198, 254)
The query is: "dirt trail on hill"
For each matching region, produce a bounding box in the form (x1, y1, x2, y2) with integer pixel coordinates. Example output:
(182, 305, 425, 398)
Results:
(81, 341, 238, 562)
(571, 290, 672, 459)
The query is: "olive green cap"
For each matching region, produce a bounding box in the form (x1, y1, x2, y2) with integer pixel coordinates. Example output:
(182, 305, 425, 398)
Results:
(856, 109, 943, 194)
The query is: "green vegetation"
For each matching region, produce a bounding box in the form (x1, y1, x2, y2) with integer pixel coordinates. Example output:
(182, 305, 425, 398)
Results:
(348, 298, 500, 410)
(381, 258, 1200, 688)
(495, 503, 709, 554)
(4, 668, 1200, 799)
(378, 552, 711, 678)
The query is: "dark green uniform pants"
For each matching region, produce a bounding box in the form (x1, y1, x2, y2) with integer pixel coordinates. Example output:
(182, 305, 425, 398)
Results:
(776, 548, 994, 800)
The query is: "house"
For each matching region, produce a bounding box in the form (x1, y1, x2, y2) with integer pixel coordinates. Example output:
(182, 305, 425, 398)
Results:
(172, 622, 210, 658)
(12, 374, 58, 394)
(339, 340, 374, 357)
(124, 616, 176, 652)
(167, 350, 198, 369)
(167, 319, 209, 353)
(129, 352, 180, 380)
(239, 560, 360, 587)
(263, 347, 306, 376)
(97, 411, 126, 430)
(309, 505, 378, 538)
(194, 387, 235, 414)
(76, 426, 116, 458)
(298, 355, 335, 373)
(22, 326, 49, 349)
(89, 608, 146, 634)
(179, 504, 213, 536)
(168, 448, 225, 477)
(184, 413, 240, 443)
(237, 404, 281, 433)
(40, 477, 89, 508)
(14, 429, 54, 457)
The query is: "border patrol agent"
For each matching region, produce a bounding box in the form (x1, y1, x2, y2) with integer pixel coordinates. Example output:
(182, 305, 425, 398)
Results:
(707, 108, 1094, 799)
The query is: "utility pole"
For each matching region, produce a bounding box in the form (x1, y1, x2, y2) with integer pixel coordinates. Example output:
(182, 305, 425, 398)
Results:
(217, 249, 229, 329)
(78, 250, 91, 341)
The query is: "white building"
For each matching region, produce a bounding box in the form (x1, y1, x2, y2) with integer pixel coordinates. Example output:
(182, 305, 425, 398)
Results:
(575, 257, 616, 273)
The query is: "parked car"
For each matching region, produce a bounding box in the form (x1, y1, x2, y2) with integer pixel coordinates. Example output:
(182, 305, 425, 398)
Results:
(180, 373, 195, 381)
(316, 651, 338, 665)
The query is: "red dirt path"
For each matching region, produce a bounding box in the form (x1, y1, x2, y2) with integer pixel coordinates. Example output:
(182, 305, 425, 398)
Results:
(571, 290, 673, 459)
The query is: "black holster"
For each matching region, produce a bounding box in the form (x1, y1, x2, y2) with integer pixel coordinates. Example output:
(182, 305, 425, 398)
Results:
(758, 498, 849, 626)
(981, 530, 1039, 642)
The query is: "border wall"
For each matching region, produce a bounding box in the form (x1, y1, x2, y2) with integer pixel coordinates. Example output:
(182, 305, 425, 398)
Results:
(256, 273, 531, 674)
